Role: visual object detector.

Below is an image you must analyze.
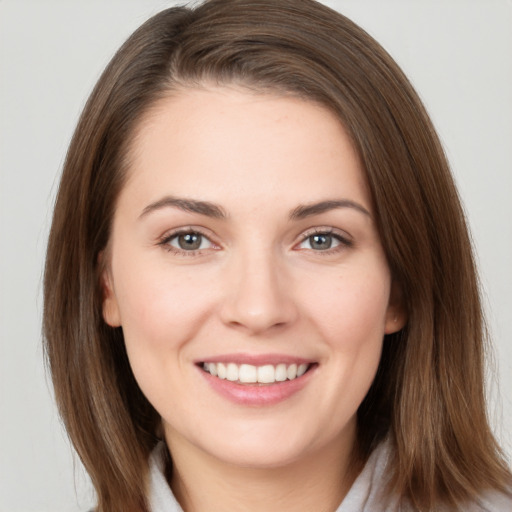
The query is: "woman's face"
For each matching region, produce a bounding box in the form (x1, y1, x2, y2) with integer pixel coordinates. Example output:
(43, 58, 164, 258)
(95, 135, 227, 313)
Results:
(102, 87, 404, 469)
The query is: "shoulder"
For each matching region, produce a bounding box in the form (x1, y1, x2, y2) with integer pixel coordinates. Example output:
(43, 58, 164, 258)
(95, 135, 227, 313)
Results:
(472, 488, 512, 512)
(339, 440, 512, 512)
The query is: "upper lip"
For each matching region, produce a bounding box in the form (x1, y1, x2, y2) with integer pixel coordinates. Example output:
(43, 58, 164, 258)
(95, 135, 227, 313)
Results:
(195, 353, 315, 366)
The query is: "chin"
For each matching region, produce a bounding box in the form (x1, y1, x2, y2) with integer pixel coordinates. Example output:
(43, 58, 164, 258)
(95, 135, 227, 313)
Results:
(178, 414, 350, 470)
(203, 437, 313, 469)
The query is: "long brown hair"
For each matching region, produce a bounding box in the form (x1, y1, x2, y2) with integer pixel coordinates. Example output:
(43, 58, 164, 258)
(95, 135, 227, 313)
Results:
(43, 0, 511, 510)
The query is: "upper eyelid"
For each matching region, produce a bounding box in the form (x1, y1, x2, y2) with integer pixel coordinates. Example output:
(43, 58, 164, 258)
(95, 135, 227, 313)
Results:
(298, 226, 352, 241)
(158, 226, 216, 243)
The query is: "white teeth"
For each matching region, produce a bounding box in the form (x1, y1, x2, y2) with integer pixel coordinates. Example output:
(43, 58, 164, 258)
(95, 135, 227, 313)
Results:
(287, 364, 297, 380)
(226, 363, 239, 382)
(203, 362, 311, 384)
(275, 363, 287, 382)
(239, 364, 257, 383)
(257, 365, 275, 384)
(297, 363, 308, 377)
(217, 362, 227, 379)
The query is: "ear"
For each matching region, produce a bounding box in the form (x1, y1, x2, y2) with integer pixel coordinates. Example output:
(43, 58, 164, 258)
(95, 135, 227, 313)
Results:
(384, 280, 407, 334)
(99, 253, 122, 327)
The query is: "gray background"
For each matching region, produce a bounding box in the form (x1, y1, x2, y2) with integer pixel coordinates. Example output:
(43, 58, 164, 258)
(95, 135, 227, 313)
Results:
(1, 1, 511, 510)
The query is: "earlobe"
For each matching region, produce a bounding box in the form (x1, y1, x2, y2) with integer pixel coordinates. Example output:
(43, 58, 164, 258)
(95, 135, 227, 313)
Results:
(384, 310, 406, 334)
(384, 281, 407, 334)
(100, 262, 122, 328)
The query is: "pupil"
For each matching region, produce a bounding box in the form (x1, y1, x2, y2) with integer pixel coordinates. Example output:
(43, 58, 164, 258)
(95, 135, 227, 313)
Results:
(178, 233, 201, 250)
(311, 234, 332, 250)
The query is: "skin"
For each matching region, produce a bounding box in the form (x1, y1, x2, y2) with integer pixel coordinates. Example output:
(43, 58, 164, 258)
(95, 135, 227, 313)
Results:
(102, 87, 405, 512)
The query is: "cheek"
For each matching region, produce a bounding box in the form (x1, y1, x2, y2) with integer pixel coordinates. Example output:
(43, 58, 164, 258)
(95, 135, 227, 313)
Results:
(111, 256, 217, 361)
(302, 265, 392, 347)
(304, 266, 390, 410)
(111, 260, 221, 416)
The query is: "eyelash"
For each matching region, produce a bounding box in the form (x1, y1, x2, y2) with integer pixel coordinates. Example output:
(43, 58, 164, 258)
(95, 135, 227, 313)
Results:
(158, 227, 217, 256)
(297, 227, 353, 254)
(157, 227, 353, 256)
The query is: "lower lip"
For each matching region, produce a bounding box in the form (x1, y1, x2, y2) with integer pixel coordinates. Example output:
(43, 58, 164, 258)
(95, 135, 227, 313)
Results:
(199, 365, 316, 406)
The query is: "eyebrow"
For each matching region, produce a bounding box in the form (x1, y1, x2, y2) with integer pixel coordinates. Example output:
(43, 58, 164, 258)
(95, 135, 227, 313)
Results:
(139, 196, 227, 219)
(289, 199, 371, 220)
(139, 196, 370, 221)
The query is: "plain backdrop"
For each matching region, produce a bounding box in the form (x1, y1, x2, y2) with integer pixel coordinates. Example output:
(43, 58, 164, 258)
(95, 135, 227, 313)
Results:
(1, 1, 511, 510)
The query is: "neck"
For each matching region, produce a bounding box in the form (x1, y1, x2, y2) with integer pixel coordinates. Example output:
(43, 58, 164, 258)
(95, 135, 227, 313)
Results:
(165, 428, 360, 512)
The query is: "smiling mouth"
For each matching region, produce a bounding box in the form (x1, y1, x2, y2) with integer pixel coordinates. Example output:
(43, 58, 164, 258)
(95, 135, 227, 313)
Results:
(200, 362, 313, 385)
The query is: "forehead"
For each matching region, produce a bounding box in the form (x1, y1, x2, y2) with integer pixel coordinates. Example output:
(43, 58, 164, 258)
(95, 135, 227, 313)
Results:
(121, 86, 370, 214)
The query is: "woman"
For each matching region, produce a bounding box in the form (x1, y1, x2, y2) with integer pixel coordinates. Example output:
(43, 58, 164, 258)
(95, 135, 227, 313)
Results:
(43, 0, 512, 510)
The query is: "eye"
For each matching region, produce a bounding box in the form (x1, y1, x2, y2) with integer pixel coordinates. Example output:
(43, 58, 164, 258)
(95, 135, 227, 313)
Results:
(296, 229, 352, 252)
(304, 233, 337, 250)
(161, 230, 215, 253)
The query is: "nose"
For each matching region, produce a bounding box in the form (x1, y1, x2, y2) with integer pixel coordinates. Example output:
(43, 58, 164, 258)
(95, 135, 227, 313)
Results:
(219, 249, 298, 335)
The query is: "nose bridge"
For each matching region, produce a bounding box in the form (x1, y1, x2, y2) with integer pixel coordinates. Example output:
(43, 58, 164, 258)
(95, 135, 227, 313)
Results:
(220, 241, 296, 333)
